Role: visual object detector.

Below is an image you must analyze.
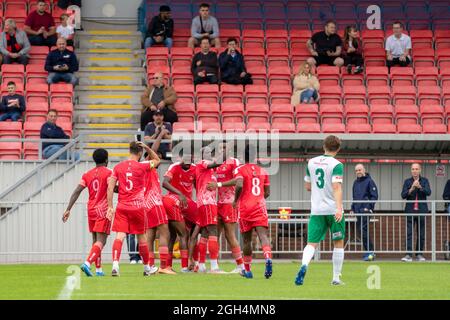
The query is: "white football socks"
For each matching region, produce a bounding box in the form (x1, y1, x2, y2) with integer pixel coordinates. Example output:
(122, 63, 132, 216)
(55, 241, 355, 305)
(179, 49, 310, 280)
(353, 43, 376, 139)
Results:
(332, 248, 344, 281)
(210, 260, 219, 270)
(112, 261, 119, 270)
(301, 245, 316, 266)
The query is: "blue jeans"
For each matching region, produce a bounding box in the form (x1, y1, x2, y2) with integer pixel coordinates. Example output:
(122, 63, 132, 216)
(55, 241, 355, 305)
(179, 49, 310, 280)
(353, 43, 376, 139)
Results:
(47, 72, 78, 85)
(144, 37, 173, 49)
(0, 111, 22, 121)
(300, 89, 318, 103)
(42, 144, 80, 161)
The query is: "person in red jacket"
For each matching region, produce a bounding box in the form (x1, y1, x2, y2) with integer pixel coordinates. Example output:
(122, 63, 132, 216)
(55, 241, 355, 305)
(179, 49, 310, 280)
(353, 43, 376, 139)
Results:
(342, 25, 364, 74)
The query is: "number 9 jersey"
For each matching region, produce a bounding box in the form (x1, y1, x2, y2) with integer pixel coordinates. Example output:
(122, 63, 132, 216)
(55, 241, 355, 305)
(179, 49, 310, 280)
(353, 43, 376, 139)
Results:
(304, 155, 344, 215)
(233, 164, 270, 223)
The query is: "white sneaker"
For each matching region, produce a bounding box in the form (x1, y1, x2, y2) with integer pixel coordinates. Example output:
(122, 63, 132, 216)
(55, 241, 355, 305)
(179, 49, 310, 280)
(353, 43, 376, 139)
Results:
(229, 267, 244, 274)
(209, 269, 227, 274)
(149, 265, 159, 274)
(138, 260, 143, 264)
(130, 260, 137, 265)
(331, 279, 345, 286)
(401, 255, 413, 262)
(112, 268, 120, 277)
(198, 265, 207, 273)
(180, 267, 191, 273)
(416, 255, 426, 262)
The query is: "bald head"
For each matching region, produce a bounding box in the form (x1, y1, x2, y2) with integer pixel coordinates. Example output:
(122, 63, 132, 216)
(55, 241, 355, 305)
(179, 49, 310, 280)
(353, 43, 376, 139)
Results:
(152, 72, 164, 87)
(411, 163, 421, 179)
(56, 37, 67, 51)
(355, 163, 366, 178)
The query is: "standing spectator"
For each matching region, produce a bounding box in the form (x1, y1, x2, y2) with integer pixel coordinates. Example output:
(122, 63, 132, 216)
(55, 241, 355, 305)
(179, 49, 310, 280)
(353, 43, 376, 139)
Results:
(40, 109, 79, 161)
(144, 110, 172, 160)
(24, 0, 57, 47)
(0, 82, 26, 122)
(188, 3, 220, 49)
(45, 37, 79, 85)
(191, 37, 219, 85)
(140, 72, 178, 131)
(385, 21, 412, 70)
(350, 164, 378, 261)
(342, 25, 364, 74)
(401, 163, 431, 262)
(144, 5, 173, 49)
(291, 61, 320, 105)
(218, 38, 252, 85)
(56, 14, 75, 47)
(443, 179, 450, 214)
(0, 19, 30, 65)
(306, 21, 344, 68)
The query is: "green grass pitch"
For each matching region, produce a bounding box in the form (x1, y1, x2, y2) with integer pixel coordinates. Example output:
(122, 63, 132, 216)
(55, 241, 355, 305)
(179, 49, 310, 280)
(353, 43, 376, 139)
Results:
(0, 262, 449, 300)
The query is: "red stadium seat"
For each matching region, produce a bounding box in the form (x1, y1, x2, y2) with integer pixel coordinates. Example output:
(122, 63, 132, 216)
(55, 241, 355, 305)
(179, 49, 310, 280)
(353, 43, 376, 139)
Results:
(320, 104, 344, 124)
(25, 83, 47, 103)
(222, 121, 246, 133)
(28, 46, 49, 65)
(246, 103, 270, 123)
(196, 84, 219, 104)
(197, 102, 220, 122)
(26, 64, 48, 85)
(363, 48, 386, 66)
(423, 123, 446, 134)
(245, 65, 267, 85)
(270, 104, 294, 123)
(443, 87, 450, 106)
(268, 84, 291, 104)
(4, 2, 27, 19)
(50, 102, 73, 123)
(25, 102, 48, 122)
(242, 30, 265, 48)
(220, 29, 241, 43)
(341, 69, 364, 86)
(266, 30, 289, 49)
(392, 86, 416, 105)
(343, 86, 366, 105)
(0, 121, 22, 139)
(361, 30, 385, 49)
(440, 67, 450, 87)
(390, 67, 414, 86)
(174, 102, 195, 122)
(319, 86, 342, 104)
(266, 48, 290, 68)
(397, 123, 422, 134)
(23, 142, 39, 160)
(345, 104, 370, 124)
(366, 66, 389, 86)
(370, 104, 395, 124)
(245, 85, 268, 105)
(173, 122, 195, 133)
(290, 30, 312, 50)
(1, 64, 25, 84)
(395, 104, 419, 125)
(271, 122, 296, 133)
(417, 86, 442, 106)
(368, 86, 391, 105)
(50, 83, 73, 103)
(415, 67, 439, 86)
(58, 122, 72, 137)
(322, 123, 345, 133)
(295, 103, 319, 124)
(317, 66, 340, 86)
(173, 84, 195, 103)
(412, 48, 435, 68)
(435, 30, 450, 50)
(437, 48, 450, 69)
(220, 84, 244, 103)
(146, 47, 169, 66)
(24, 121, 43, 138)
(420, 104, 444, 125)
(346, 123, 372, 133)
(268, 66, 291, 87)
(410, 30, 434, 49)
(0, 142, 22, 160)
(372, 123, 397, 134)
(221, 102, 245, 122)
(297, 122, 321, 133)
(246, 121, 270, 132)
(197, 121, 221, 133)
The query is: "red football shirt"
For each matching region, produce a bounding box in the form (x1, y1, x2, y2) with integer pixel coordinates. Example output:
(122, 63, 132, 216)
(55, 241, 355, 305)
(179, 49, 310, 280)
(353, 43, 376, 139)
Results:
(215, 157, 240, 204)
(195, 160, 217, 206)
(79, 166, 113, 218)
(25, 11, 55, 32)
(164, 162, 196, 198)
(233, 163, 270, 221)
(112, 159, 155, 207)
(144, 167, 163, 206)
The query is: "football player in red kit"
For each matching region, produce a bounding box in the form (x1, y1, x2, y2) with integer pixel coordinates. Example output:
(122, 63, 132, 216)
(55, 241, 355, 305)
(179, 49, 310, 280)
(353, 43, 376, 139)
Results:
(162, 153, 197, 272)
(106, 142, 160, 276)
(207, 142, 244, 273)
(209, 144, 272, 279)
(62, 148, 112, 277)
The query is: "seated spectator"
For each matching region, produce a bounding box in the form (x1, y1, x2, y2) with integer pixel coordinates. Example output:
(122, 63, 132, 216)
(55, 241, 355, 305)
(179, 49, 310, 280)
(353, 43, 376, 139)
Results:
(0, 19, 31, 65)
(307, 20, 344, 68)
(140, 72, 178, 131)
(385, 21, 412, 70)
(45, 37, 79, 85)
(24, 0, 57, 47)
(191, 37, 219, 85)
(219, 38, 253, 85)
(144, 5, 173, 49)
(40, 109, 79, 161)
(188, 3, 220, 49)
(291, 61, 320, 105)
(144, 110, 172, 160)
(342, 25, 364, 74)
(0, 82, 26, 121)
(56, 14, 75, 47)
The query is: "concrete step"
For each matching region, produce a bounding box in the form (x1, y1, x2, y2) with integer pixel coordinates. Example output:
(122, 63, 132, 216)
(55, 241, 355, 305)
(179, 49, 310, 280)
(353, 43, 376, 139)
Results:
(77, 85, 145, 91)
(78, 132, 137, 143)
(77, 70, 145, 86)
(75, 110, 141, 124)
(77, 32, 142, 49)
(76, 104, 142, 111)
(80, 147, 130, 161)
(78, 66, 145, 73)
(76, 91, 143, 104)
(75, 123, 139, 130)
(77, 53, 143, 67)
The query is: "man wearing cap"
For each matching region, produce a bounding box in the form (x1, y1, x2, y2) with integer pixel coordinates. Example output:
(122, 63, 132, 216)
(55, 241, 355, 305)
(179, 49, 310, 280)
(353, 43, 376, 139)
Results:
(144, 109, 173, 160)
(144, 5, 174, 49)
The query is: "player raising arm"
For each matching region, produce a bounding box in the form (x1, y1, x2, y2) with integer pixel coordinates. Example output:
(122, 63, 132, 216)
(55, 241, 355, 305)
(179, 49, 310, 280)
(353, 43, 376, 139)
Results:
(106, 141, 160, 277)
(295, 135, 345, 286)
(62, 149, 112, 277)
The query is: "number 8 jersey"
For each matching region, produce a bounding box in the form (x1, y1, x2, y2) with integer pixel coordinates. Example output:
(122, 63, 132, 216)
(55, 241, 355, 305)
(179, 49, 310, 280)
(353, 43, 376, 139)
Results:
(304, 155, 344, 215)
(233, 163, 270, 221)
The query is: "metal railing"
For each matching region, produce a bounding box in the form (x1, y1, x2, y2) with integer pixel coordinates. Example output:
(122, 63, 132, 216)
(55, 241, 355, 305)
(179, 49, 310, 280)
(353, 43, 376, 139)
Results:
(0, 200, 449, 263)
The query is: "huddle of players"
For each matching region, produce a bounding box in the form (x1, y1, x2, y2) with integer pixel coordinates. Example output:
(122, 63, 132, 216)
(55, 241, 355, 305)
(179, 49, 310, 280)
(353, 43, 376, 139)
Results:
(63, 141, 273, 279)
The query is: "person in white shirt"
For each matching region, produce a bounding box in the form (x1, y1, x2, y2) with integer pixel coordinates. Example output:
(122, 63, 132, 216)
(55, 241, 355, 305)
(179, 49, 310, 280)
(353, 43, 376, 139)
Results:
(385, 21, 411, 70)
(56, 13, 74, 47)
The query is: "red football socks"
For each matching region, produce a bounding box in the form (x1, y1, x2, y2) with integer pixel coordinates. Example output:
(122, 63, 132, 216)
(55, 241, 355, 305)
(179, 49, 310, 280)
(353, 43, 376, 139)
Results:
(159, 246, 168, 269)
(180, 249, 189, 268)
(86, 243, 102, 265)
(244, 255, 252, 272)
(208, 236, 219, 260)
(148, 251, 155, 266)
(198, 237, 208, 263)
(138, 242, 150, 265)
(231, 246, 244, 266)
(112, 239, 123, 262)
(262, 245, 272, 260)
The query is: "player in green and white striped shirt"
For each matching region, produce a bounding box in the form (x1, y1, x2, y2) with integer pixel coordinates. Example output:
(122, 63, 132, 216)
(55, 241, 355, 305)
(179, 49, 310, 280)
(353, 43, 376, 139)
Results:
(295, 135, 346, 286)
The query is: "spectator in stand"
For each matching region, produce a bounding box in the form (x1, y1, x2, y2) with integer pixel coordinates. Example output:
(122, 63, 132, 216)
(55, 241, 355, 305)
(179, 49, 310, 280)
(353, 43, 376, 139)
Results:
(218, 38, 253, 85)
(350, 164, 378, 261)
(188, 3, 220, 49)
(291, 61, 320, 105)
(401, 163, 431, 262)
(307, 20, 344, 68)
(191, 37, 219, 85)
(45, 37, 79, 85)
(342, 25, 364, 74)
(56, 14, 75, 47)
(443, 179, 450, 214)
(144, 5, 173, 49)
(144, 109, 173, 160)
(0, 82, 26, 122)
(140, 72, 178, 131)
(24, 0, 57, 47)
(40, 109, 80, 161)
(0, 19, 31, 65)
(385, 21, 412, 70)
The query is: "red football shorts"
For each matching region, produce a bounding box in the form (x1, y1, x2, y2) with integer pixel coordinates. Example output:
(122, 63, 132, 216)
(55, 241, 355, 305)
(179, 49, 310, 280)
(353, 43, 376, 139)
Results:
(217, 203, 238, 224)
(163, 194, 198, 225)
(239, 217, 269, 233)
(146, 205, 168, 229)
(112, 203, 147, 235)
(198, 204, 218, 227)
(88, 218, 111, 235)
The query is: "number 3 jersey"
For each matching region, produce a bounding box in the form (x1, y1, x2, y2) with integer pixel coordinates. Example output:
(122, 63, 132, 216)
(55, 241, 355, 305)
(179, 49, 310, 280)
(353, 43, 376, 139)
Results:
(304, 155, 344, 215)
(233, 163, 270, 221)
(80, 166, 113, 219)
